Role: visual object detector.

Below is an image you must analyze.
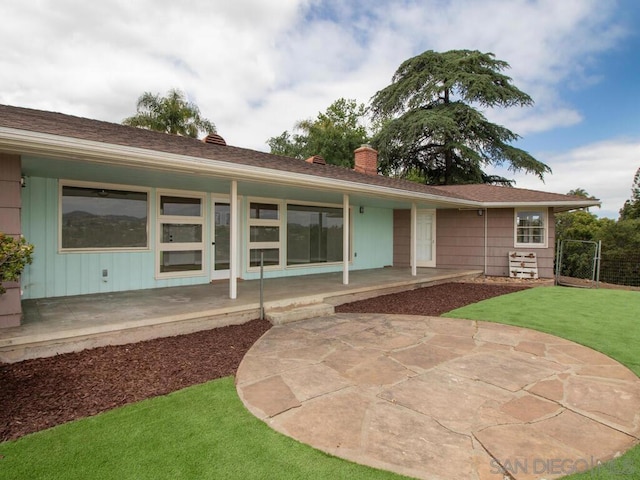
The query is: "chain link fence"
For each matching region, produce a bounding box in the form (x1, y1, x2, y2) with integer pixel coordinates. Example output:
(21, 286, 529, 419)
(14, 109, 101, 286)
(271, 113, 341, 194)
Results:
(599, 252, 640, 288)
(556, 239, 640, 289)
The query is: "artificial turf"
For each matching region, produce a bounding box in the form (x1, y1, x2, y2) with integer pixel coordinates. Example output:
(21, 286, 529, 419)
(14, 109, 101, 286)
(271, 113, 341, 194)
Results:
(445, 286, 640, 480)
(0, 376, 410, 480)
(2, 286, 638, 480)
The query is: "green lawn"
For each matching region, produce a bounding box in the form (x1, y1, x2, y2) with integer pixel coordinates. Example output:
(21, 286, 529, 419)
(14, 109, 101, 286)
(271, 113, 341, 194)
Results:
(1, 286, 638, 480)
(0, 376, 410, 480)
(445, 286, 640, 480)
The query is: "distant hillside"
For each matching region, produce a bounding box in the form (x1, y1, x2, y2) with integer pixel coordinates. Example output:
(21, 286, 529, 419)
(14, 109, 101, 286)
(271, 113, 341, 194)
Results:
(62, 211, 147, 248)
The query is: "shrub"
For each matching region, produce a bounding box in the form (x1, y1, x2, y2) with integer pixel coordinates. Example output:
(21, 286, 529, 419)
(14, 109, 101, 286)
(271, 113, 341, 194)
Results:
(0, 233, 34, 294)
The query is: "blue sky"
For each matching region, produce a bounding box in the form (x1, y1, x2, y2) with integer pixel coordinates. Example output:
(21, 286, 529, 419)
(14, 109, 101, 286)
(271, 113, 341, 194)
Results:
(1, 0, 638, 218)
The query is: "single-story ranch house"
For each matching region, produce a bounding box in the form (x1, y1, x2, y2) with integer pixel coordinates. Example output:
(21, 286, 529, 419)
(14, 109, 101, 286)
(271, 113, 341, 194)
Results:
(0, 104, 599, 327)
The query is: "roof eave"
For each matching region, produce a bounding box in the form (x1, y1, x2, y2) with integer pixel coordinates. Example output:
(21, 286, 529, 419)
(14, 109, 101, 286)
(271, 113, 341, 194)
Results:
(0, 126, 477, 208)
(480, 201, 602, 211)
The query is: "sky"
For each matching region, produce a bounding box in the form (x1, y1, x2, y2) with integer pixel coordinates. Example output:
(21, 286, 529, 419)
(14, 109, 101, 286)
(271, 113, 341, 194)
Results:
(1, 0, 639, 218)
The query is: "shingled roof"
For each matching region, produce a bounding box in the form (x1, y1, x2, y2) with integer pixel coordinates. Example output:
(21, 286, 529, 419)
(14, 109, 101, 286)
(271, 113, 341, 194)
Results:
(430, 184, 597, 204)
(0, 104, 599, 208)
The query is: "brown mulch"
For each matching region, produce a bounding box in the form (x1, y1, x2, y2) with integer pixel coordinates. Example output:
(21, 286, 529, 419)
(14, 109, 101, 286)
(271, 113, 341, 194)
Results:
(0, 319, 271, 442)
(335, 282, 529, 316)
(0, 282, 531, 442)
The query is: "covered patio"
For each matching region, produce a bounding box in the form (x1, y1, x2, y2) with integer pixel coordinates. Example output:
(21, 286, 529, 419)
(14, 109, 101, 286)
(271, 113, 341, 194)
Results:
(0, 267, 481, 363)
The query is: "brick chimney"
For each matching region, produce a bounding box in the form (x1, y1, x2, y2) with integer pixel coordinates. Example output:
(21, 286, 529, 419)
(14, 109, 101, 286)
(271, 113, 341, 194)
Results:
(354, 144, 378, 175)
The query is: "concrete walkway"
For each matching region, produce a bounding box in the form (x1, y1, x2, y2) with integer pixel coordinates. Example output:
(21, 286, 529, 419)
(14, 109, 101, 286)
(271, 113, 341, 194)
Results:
(236, 313, 640, 480)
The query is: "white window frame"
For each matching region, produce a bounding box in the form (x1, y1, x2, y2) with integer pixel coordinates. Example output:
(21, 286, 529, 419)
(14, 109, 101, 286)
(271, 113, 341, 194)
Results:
(247, 197, 283, 272)
(58, 180, 150, 253)
(285, 200, 353, 268)
(156, 189, 207, 279)
(514, 208, 548, 248)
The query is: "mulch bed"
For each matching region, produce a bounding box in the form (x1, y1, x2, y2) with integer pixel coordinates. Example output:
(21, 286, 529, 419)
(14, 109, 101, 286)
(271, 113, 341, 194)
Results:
(335, 282, 529, 316)
(0, 282, 529, 442)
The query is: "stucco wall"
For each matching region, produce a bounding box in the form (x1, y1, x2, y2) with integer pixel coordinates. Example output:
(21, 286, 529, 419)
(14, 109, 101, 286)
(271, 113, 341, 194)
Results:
(394, 207, 556, 278)
(0, 154, 23, 326)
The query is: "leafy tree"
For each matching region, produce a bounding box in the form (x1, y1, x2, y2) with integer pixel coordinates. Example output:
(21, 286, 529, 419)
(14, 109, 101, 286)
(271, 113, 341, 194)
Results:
(123, 88, 215, 138)
(619, 167, 640, 220)
(267, 98, 369, 167)
(369, 49, 551, 185)
(566, 188, 591, 198)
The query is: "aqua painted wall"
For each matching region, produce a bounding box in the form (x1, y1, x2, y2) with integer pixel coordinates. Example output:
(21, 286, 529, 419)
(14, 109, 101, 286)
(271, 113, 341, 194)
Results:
(21, 177, 211, 299)
(241, 205, 394, 280)
(21, 177, 395, 298)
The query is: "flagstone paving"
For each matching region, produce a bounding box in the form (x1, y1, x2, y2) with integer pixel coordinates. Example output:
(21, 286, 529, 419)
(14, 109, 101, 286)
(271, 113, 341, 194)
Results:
(236, 313, 640, 480)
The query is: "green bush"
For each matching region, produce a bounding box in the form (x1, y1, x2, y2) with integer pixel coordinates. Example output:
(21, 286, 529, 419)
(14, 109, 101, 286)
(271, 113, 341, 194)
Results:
(0, 233, 34, 294)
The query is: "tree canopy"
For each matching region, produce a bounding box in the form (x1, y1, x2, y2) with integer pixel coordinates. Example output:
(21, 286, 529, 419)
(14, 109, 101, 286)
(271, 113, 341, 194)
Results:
(369, 49, 551, 185)
(267, 98, 369, 168)
(123, 88, 215, 138)
(619, 167, 640, 220)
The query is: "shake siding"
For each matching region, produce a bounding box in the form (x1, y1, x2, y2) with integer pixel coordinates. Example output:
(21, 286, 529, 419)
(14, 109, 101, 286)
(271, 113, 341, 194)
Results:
(435, 208, 556, 278)
(393, 210, 410, 267)
(0, 154, 23, 326)
(436, 210, 485, 270)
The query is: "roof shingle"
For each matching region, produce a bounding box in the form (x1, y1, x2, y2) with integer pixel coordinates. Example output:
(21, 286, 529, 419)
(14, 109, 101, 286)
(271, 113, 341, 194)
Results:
(0, 104, 599, 207)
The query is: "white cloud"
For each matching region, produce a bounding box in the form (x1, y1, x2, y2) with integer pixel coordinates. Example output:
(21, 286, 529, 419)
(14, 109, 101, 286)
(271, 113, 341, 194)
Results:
(0, 0, 632, 154)
(491, 138, 640, 219)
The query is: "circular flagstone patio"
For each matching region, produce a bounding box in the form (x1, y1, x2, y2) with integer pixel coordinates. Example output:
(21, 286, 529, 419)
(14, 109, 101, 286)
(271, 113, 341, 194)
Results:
(236, 313, 640, 480)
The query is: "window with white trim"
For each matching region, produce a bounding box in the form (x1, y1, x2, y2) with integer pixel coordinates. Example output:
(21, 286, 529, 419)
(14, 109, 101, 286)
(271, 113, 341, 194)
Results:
(157, 191, 206, 277)
(60, 182, 149, 251)
(287, 204, 344, 265)
(248, 200, 281, 268)
(515, 209, 547, 248)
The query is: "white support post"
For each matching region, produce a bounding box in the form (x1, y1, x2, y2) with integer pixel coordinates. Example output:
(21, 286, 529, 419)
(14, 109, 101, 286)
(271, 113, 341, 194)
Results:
(229, 180, 238, 299)
(343, 194, 350, 285)
(411, 203, 417, 276)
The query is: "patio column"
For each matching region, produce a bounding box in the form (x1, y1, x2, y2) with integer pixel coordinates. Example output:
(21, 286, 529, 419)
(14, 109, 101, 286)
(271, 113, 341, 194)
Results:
(343, 194, 349, 285)
(229, 180, 238, 299)
(410, 203, 417, 276)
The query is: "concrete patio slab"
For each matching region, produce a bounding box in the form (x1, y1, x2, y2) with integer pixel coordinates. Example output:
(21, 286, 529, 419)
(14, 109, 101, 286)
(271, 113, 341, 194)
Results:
(236, 313, 640, 480)
(2, 267, 481, 362)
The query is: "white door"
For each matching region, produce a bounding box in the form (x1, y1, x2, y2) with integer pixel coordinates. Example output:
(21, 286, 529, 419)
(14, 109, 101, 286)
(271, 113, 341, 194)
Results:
(211, 200, 231, 280)
(416, 210, 436, 267)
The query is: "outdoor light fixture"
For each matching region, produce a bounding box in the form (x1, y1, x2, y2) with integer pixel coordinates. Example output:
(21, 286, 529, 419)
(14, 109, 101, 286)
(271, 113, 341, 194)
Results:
(359, 206, 365, 214)
(477, 209, 484, 216)
(20, 176, 26, 188)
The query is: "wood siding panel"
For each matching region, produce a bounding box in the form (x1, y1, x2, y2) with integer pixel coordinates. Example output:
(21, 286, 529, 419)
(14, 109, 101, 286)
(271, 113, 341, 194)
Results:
(436, 208, 556, 278)
(0, 154, 23, 326)
(393, 210, 410, 267)
(436, 210, 485, 271)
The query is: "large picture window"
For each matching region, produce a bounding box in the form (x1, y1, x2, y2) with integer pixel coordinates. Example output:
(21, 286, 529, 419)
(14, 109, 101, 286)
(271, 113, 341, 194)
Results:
(60, 184, 148, 250)
(287, 204, 343, 265)
(157, 191, 206, 277)
(515, 209, 547, 247)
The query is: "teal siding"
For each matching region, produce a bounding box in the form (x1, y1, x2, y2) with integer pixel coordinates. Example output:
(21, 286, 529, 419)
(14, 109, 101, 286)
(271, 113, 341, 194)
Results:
(352, 206, 393, 268)
(21, 177, 395, 298)
(21, 177, 210, 299)
(241, 205, 394, 280)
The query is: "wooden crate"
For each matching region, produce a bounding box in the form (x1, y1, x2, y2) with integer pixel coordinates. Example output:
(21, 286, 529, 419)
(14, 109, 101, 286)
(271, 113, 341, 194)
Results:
(508, 251, 538, 279)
